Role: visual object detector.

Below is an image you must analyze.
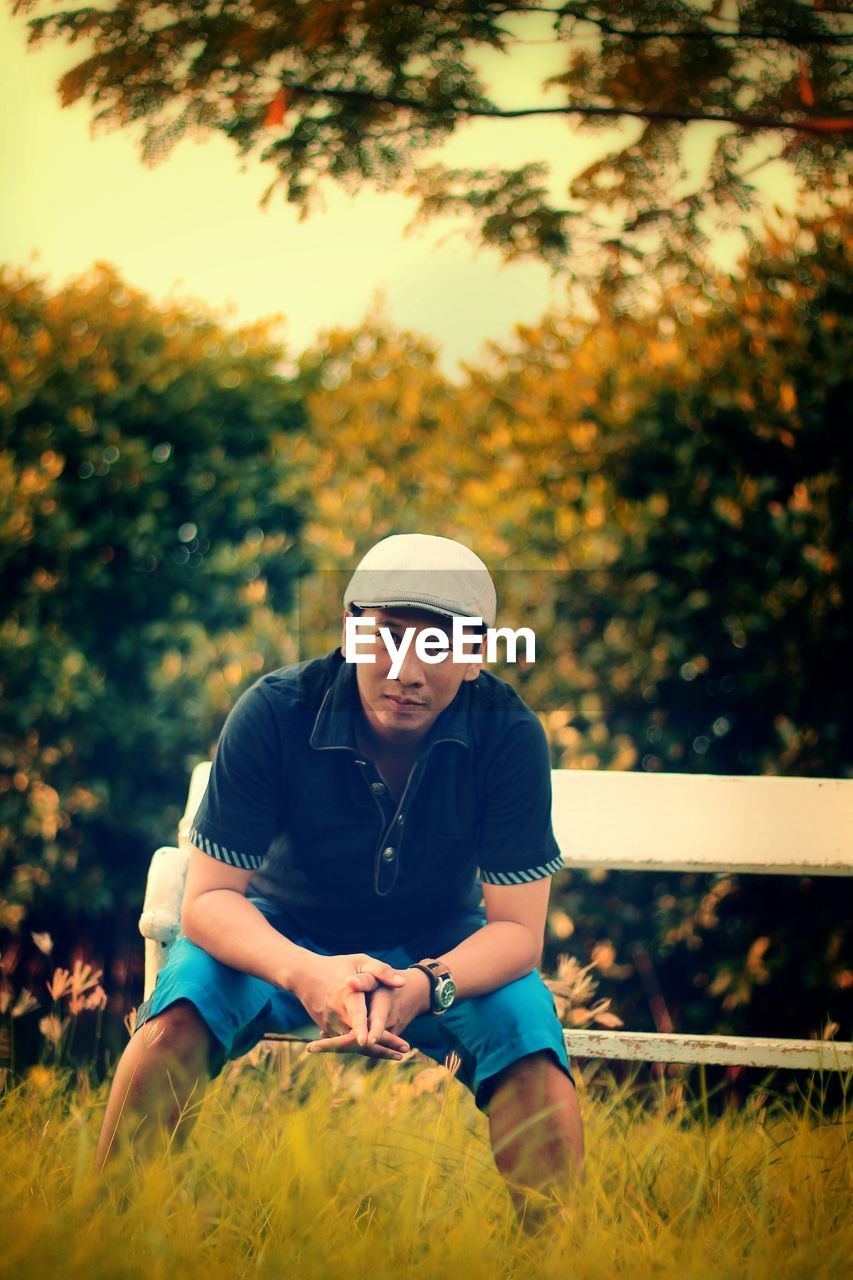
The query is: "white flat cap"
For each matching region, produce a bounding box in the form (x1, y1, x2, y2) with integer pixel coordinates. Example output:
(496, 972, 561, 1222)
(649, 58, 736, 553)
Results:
(343, 533, 497, 626)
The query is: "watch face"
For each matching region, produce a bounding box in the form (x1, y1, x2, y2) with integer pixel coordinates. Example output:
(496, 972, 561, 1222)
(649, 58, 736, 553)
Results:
(436, 977, 456, 1009)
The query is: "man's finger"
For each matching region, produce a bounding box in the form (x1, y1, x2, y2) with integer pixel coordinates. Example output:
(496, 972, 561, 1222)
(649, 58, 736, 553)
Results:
(373, 1030, 411, 1053)
(306, 1029, 361, 1053)
(365, 987, 393, 1046)
(357, 959, 406, 988)
(306, 1029, 409, 1058)
(341, 987, 369, 1046)
(345, 972, 380, 994)
(373, 1029, 409, 1052)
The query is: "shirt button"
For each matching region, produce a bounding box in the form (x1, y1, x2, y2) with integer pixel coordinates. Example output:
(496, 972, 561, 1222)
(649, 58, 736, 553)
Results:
(397, 814, 404, 825)
(382, 846, 396, 862)
(371, 782, 386, 793)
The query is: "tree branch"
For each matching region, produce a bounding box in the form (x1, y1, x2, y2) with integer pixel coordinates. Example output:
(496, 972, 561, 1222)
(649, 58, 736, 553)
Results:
(482, 3, 853, 43)
(279, 79, 853, 136)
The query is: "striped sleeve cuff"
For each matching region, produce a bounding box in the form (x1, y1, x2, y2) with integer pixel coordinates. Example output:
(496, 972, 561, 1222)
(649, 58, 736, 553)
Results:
(188, 825, 265, 871)
(480, 852, 566, 886)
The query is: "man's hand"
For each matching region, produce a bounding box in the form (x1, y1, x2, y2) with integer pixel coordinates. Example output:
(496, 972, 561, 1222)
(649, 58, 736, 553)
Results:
(306, 965, 431, 1055)
(293, 953, 411, 1060)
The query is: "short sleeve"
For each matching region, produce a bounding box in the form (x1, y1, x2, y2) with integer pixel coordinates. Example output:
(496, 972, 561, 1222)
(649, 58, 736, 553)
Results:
(188, 682, 284, 871)
(478, 714, 565, 886)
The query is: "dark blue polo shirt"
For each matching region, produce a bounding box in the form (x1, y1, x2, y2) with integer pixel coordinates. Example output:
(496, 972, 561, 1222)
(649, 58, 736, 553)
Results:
(189, 648, 565, 949)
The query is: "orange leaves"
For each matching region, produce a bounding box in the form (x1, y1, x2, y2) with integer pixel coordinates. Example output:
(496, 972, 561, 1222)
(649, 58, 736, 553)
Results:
(778, 382, 797, 414)
(746, 936, 772, 982)
(45, 958, 104, 1016)
(798, 59, 815, 109)
(264, 87, 288, 127)
(799, 118, 853, 135)
(792, 57, 853, 132)
(545, 953, 621, 1029)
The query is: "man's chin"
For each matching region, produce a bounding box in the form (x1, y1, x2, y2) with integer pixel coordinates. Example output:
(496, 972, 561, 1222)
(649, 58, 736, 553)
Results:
(377, 700, 435, 740)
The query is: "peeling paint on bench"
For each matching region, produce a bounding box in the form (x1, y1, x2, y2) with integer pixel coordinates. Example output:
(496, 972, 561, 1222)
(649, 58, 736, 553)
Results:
(562, 1029, 853, 1071)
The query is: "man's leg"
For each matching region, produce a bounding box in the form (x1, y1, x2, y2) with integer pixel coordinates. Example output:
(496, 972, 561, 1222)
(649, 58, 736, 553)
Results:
(406, 954, 584, 1233)
(96, 909, 313, 1174)
(484, 1049, 584, 1231)
(95, 999, 215, 1172)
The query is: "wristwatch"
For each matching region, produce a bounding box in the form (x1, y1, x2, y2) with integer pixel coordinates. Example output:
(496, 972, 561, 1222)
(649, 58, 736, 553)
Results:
(410, 958, 457, 1016)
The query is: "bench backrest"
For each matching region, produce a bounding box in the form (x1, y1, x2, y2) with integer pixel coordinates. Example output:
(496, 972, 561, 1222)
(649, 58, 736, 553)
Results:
(181, 760, 853, 877)
(550, 770, 853, 876)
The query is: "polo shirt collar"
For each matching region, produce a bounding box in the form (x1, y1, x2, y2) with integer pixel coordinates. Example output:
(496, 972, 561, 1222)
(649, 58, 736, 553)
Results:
(308, 649, 472, 752)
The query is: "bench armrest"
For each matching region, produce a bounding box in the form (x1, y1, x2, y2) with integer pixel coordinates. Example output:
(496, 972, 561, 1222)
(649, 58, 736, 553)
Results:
(138, 844, 190, 944)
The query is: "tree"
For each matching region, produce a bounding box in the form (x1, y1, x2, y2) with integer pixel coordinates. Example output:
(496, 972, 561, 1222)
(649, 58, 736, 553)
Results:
(12, 0, 852, 284)
(0, 263, 307, 931)
(477, 212, 852, 781)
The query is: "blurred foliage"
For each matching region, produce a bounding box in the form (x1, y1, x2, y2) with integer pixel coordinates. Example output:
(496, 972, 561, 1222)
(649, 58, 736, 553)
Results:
(0, 263, 308, 930)
(0, 213, 850, 1061)
(11, 0, 852, 288)
(462, 214, 852, 781)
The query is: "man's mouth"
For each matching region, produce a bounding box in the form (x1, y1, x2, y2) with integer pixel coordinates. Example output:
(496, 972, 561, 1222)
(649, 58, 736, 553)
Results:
(386, 695, 425, 707)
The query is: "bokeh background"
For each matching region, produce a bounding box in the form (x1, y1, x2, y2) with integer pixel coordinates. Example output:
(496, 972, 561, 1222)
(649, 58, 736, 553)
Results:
(1, 1, 850, 1098)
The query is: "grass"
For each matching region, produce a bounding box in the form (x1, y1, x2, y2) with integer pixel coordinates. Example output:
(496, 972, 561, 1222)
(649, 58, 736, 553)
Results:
(0, 1048, 850, 1280)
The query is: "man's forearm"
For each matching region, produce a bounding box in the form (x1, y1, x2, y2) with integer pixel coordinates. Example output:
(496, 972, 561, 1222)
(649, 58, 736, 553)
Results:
(435, 921, 540, 1000)
(182, 890, 311, 991)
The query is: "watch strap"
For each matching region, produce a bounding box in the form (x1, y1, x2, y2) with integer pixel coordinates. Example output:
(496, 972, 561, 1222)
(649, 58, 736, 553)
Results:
(410, 958, 453, 1015)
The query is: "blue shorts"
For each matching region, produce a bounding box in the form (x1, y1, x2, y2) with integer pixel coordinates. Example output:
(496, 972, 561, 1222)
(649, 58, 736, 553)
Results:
(135, 897, 575, 1112)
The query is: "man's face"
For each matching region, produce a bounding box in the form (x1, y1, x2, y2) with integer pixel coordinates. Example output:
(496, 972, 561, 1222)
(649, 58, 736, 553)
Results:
(340, 606, 483, 748)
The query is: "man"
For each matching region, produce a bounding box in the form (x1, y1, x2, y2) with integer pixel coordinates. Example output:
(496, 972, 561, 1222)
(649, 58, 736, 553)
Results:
(95, 533, 584, 1228)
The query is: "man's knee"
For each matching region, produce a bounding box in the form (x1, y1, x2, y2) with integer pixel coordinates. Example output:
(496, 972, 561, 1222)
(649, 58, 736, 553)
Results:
(133, 998, 218, 1075)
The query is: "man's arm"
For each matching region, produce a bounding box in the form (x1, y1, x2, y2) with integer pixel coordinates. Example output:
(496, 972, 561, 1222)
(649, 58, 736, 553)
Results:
(427, 876, 549, 999)
(180, 843, 408, 1054)
(316, 877, 553, 1049)
(180, 839, 308, 990)
(406, 876, 549, 1012)
(419, 712, 562, 1002)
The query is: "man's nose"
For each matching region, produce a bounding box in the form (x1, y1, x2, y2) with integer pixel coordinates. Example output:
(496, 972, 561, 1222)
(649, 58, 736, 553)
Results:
(395, 645, 427, 686)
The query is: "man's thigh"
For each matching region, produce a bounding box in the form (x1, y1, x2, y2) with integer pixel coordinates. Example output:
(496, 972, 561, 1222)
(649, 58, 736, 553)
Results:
(134, 901, 315, 1072)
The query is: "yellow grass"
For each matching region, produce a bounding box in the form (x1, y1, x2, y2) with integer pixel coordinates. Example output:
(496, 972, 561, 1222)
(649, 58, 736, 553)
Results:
(1, 1051, 850, 1280)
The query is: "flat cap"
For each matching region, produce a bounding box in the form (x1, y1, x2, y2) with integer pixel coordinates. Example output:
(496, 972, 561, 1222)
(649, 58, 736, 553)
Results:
(343, 533, 497, 627)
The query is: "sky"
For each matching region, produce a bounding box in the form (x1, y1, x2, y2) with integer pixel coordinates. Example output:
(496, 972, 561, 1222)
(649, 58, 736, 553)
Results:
(1, 5, 796, 377)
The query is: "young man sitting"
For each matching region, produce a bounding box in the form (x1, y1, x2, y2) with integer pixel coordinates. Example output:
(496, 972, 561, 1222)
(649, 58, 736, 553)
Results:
(95, 533, 584, 1229)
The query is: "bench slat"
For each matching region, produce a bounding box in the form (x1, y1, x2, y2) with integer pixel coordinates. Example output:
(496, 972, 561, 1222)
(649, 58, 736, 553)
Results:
(563, 1028, 853, 1071)
(551, 771, 853, 875)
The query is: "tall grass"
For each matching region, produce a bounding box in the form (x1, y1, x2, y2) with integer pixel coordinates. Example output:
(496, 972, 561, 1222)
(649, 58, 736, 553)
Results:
(1, 1048, 849, 1280)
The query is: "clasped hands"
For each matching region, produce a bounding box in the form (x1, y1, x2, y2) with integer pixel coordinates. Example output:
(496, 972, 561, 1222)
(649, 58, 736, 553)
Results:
(298, 952, 430, 1059)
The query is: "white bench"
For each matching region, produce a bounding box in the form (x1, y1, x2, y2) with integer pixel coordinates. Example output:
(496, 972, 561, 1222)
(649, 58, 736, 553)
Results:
(140, 762, 853, 1072)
